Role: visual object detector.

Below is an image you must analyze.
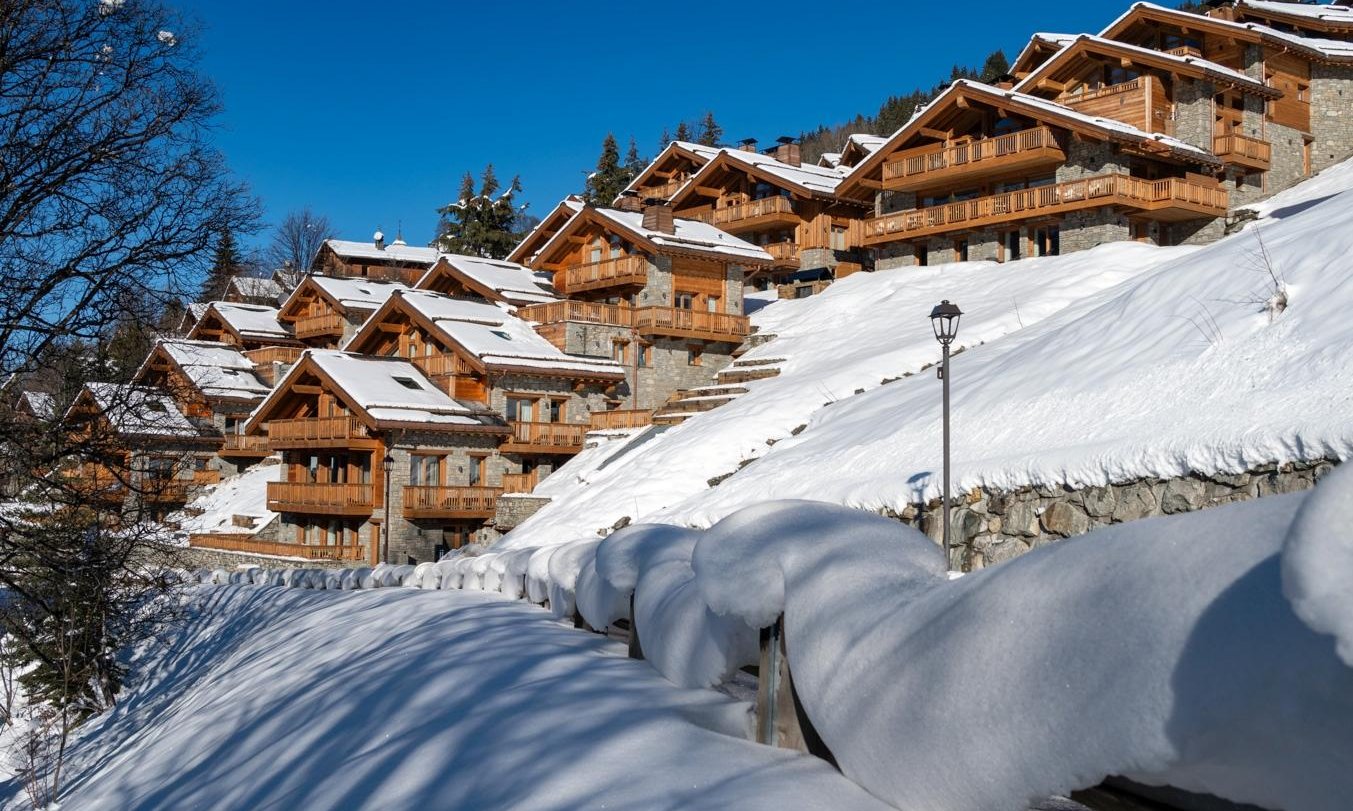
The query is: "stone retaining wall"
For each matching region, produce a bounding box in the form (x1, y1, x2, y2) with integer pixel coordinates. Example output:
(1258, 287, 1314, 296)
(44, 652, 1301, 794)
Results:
(174, 546, 352, 570)
(884, 458, 1337, 570)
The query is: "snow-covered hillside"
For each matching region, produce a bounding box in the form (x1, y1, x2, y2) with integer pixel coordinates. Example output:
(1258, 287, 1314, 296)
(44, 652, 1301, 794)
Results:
(502, 158, 1353, 545)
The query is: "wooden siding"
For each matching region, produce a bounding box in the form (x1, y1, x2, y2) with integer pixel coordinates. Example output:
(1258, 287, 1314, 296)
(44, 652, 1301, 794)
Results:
(1061, 76, 1172, 135)
(1266, 52, 1311, 133)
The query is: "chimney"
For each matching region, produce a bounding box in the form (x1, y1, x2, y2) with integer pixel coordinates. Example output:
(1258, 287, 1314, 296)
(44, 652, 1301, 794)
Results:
(615, 189, 643, 212)
(773, 135, 801, 167)
(642, 198, 675, 235)
(738, 137, 759, 153)
(373, 228, 385, 250)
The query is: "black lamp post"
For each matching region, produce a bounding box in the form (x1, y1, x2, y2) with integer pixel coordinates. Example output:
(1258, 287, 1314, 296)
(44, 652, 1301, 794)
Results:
(381, 450, 394, 564)
(929, 300, 962, 571)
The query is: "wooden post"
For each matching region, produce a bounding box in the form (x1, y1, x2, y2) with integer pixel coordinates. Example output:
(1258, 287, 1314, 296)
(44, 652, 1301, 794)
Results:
(754, 614, 837, 766)
(626, 594, 644, 660)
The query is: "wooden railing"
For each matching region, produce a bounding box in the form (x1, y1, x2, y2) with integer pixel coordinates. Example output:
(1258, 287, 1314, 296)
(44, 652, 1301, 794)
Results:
(562, 255, 648, 293)
(1166, 45, 1203, 58)
(688, 196, 796, 227)
(411, 353, 476, 378)
(189, 533, 366, 561)
(502, 470, 540, 494)
(589, 409, 654, 430)
(633, 307, 751, 340)
(220, 433, 272, 455)
(1212, 133, 1272, 168)
(637, 178, 685, 200)
(517, 300, 636, 328)
(402, 485, 502, 517)
(882, 126, 1062, 183)
(266, 416, 370, 447)
(503, 421, 587, 451)
(862, 173, 1228, 244)
(267, 481, 374, 513)
(293, 312, 345, 340)
(765, 242, 800, 263)
(1059, 77, 1172, 135)
(244, 346, 304, 366)
(1064, 77, 1143, 105)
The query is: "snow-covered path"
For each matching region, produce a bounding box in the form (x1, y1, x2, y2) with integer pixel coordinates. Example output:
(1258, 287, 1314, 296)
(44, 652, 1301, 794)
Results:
(20, 587, 893, 811)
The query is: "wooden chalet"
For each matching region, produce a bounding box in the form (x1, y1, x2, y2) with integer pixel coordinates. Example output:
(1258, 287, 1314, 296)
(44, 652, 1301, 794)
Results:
(222, 275, 285, 306)
(667, 140, 870, 293)
(414, 254, 558, 307)
(132, 339, 273, 472)
(515, 200, 771, 411)
(838, 79, 1229, 267)
(277, 275, 407, 349)
(239, 350, 508, 563)
(620, 140, 723, 202)
(62, 382, 221, 521)
(505, 196, 586, 266)
(188, 302, 301, 352)
(817, 134, 889, 171)
(176, 302, 210, 337)
(1221, 0, 1353, 39)
(311, 234, 440, 285)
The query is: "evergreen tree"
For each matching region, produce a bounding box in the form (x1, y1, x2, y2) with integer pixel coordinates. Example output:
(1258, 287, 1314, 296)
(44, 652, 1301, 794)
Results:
(980, 49, 1010, 81)
(584, 133, 630, 207)
(658, 128, 672, 150)
(624, 137, 644, 177)
(697, 111, 723, 147)
(674, 121, 692, 143)
(199, 228, 240, 302)
(435, 164, 526, 260)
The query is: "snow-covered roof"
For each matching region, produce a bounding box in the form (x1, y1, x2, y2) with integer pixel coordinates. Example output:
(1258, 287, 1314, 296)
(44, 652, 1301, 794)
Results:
(394, 290, 626, 379)
(285, 276, 407, 315)
(679, 148, 847, 199)
(505, 196, 588, 266)
(205, 302, 292, 340)
(589, 207, 773, 264)
(817, 152, 843, 168)
(178, 302, 210, 333)
(1103, 3, 1353, 61)
(1017, 33, 1276, 96)
(844, 134, 887, 153)
(302, 351, 489, 427)
(1236, 0, 1353, 26)
(418, 254, 558, 305)
(150, 339, 271, 402)
(622, 141, 724, 198)
(79, 382, 199, 438)
(226, 275, 284, 302)
(17, 391, 55, 419)
(323, 238, 439, 267)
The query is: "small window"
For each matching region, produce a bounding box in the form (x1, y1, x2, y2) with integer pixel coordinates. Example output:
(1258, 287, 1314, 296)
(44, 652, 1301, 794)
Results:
(915, 244, 928, 267)
(637, 344, 652, 368)
(687, 346, 703, 366)
(675, 292, 695, 310)
(393, 376, 422, 390)
(795, 286, 813, 299)
(612, 341, 628, 364)
(954, 239, 969, 262)
(706, 296, 720, 313)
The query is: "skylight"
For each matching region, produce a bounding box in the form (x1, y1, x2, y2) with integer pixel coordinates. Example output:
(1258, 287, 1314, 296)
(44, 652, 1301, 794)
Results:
(491, 330, 512, 341)
(393, 376, 422, 390)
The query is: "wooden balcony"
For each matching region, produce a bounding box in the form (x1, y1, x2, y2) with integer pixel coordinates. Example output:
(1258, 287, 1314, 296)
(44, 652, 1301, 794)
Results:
(1213, 133, 1272, 171)
(500, 421, 587, 454)
(633, 307, 751, 343)
(861, 173, 1228, 245)
(517, 300, 635, 329)
(411, 353, 476, 378)
(637, 178, 685, 200)
(293, 312, 345, 341)
(266, 416, 376, 450)
(588, 409, 654, 431)
(687, 196, 799, 233)
(267, 481, 374, 515)
(881, 127, 1066, 192)
(244, 346, 304, 366)
(502, 470, 540, 494)
(1165, 45, 1203, 58)
(189, 533, 367, 561)
(402, 485, 502, 519)
(140, 470, 221, 502)
(562, 255, 649, 294)
(219, 433, 272, 457)
(765, 241, 800, 266)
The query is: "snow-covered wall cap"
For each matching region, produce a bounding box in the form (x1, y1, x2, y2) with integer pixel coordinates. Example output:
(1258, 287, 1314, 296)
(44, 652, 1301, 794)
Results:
(1104, 3, 1353, 61)
(1282, 462, 1353, 668)
(595, 524, 704, 595)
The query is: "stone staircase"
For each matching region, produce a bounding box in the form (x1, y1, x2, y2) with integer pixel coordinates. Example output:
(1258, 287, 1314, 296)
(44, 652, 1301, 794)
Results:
(651, 332, 786, 425)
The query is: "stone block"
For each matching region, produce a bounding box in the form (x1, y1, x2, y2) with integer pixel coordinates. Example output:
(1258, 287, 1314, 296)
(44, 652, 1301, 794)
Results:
(1082, 485, 1116, 518)
(1111, 483, 1158, 523)
(1041, 501, 1090, 537)
(1160, 478, 1206, 514)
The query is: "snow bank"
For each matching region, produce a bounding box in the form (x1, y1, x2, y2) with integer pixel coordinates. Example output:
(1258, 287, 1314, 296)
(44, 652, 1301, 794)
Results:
(1282, 462, 1353, 667)
(173, 462, 279, 535)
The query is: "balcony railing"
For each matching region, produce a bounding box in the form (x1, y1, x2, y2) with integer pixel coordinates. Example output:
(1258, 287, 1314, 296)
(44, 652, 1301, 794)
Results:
(633, 307, 751, 342)
(411, 353, 476, 378)
(244, 346, 304, 366)
(220, 433, 272, 456)
(501, 421, 587, 453)
(588, 409, 655, 431)
(266, 416, 372, 449)
(402, 485, 502, 518)
(189, 533, 367, 561)
(267, 481, 374, 515)
(517, 300, 636, 328)
(688, 196, 797, 228)
(502, 470, 540, 494)
(881, 126, 1064, 188)
(1166, 45, 1203, 58)
(862, 172, 1228, 245)
(562, 255, 649, 294)
(1213, 133, 1272, 170)
(765, 241, 800, 264)
(293, 312, 345, 341)
(637, 178, 685, 200)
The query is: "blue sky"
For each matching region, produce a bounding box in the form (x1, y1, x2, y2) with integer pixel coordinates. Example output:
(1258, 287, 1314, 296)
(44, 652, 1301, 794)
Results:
(179, 0, 1134, 254)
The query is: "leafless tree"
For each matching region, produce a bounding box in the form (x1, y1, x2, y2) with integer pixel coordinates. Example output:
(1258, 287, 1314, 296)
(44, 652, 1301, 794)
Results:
(267, 208, 335, 274)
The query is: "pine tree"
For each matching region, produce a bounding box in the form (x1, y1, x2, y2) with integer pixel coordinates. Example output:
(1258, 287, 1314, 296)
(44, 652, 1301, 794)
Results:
(980, 49, 1010, 81)
(584, 133, 630, 207)
(199, 228, 240, 302)
(674, 121, 692, 143)
(697, 111, 723, 147)
(624, 137, 644, 177)
(435, 164, 526, 260)
(658, 128, 673, 150)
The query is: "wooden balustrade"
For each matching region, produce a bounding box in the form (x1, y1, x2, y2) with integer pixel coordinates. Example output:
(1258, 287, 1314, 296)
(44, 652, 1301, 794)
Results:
(502, 470, 540, 494)
(267, 481, 374, 515)
(139, 470, 221, 502)
(501, 421, 587, 453)
(244, 346, 304, 366)
(637, 178, 685, 200)
(588, 409, 655, 430)
(690, 196, 796, 228)
(765, 242, 800, 263)
(881, 126, 1064, 189)
(220, 433, 272, 456)
(516, 300, 636, 328)
(1166, 45, 1203, 58)
(562, 255, 649, 294)
(293, 312, 345, 340)
(402, 485, 502, 518)
(411, 353, 476, 378)
(862, 172, 1228, 245)
(266, 416, 372, 449)
(633, 307, 751, 342)
(189, 533, 367, 561)
(1212, 133, 1272, 171)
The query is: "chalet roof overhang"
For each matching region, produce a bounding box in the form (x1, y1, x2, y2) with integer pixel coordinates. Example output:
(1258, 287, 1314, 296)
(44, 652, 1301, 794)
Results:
(414, 256, 514, 304)
(624, 142, 716, 192)
(1100, 3, 1353, 65)
(669, 152, 822, 208)
(1012, 35, 1073, 77)
(506, 198, 585, 265)
(189, 305, 302, 347)
(277, 276, 344, 321)
(1231, 0, 1353, 35)
(1019, 36, 1282, 100)
(131, 344, 262, 407)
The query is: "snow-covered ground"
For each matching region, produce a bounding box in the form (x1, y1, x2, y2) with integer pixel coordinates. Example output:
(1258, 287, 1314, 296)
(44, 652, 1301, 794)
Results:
(15, 587, 891, 811)
(173, 460, 280, 536)
(501, 157, 1353, 545)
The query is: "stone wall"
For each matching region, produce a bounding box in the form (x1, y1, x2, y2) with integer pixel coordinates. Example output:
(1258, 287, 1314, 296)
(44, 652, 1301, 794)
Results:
(1055, 139, 1126, 182)
(487, 373, 608, 427)
(175, 545, 351, 571)
(1310, 62, 1353, 173)
(885, 458, 1337, 570)
(1172, 77, 1216, 151)
(1058, 206, 1131, 253)
(495, 494, 551, 532)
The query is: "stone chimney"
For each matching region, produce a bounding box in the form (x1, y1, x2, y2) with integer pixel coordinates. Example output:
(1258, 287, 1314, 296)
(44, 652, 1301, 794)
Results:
(615, 189, 643, 213)
(738, 137, 759, 153)
(772, 136, 801, 167)
(642, 198, 675, 235)
(373, 228, 385, 250)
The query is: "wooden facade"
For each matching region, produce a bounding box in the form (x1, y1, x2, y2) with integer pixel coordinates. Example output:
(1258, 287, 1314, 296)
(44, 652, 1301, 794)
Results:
(311, 238, 438, 285)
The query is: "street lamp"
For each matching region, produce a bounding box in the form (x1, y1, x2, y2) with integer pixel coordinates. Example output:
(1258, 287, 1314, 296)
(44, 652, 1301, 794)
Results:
(381, 450, 394, 564)
(929, 299, 962, 571)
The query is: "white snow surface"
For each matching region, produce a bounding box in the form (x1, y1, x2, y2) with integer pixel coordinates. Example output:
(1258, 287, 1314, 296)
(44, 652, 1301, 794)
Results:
(202, 302, 290, 340)
(324, 238, 439, 266)
(289, 275, 407, 313)
(1281, 462, 1353, 668)
(149, 338, 270, 401)
(174, 462, 280, 536)
(419, 253, 557, 304)
(79, 382, 199, 437)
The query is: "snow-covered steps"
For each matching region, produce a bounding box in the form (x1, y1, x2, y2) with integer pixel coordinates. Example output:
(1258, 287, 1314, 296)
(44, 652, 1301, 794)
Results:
(653, 386, 751, 426)
(718, 357, 784, 385)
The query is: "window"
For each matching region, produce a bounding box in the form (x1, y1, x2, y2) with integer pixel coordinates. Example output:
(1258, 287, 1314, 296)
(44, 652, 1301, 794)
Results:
(915, 243, 928, 267)
(547, 399, 564, 423)
(675, 292, 695, 310)
(1002, 230, 1022, 263)
(687, 346, 703, 366)
(409, 454, 442, 487)
(795, 285, 813, 299)
(611, 341, 628, 364)
(490, 330, 512, 341)
(468, 455, 486, 487)
(393, 376, 422, 390)
(637, 343, 652, 368)
(830, 225, 848, 251)
(506, 397, 535, 423)
(1034, 225, 1060, 257)
(706, 296, 720, 313)
(954, 239, 969, 263)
